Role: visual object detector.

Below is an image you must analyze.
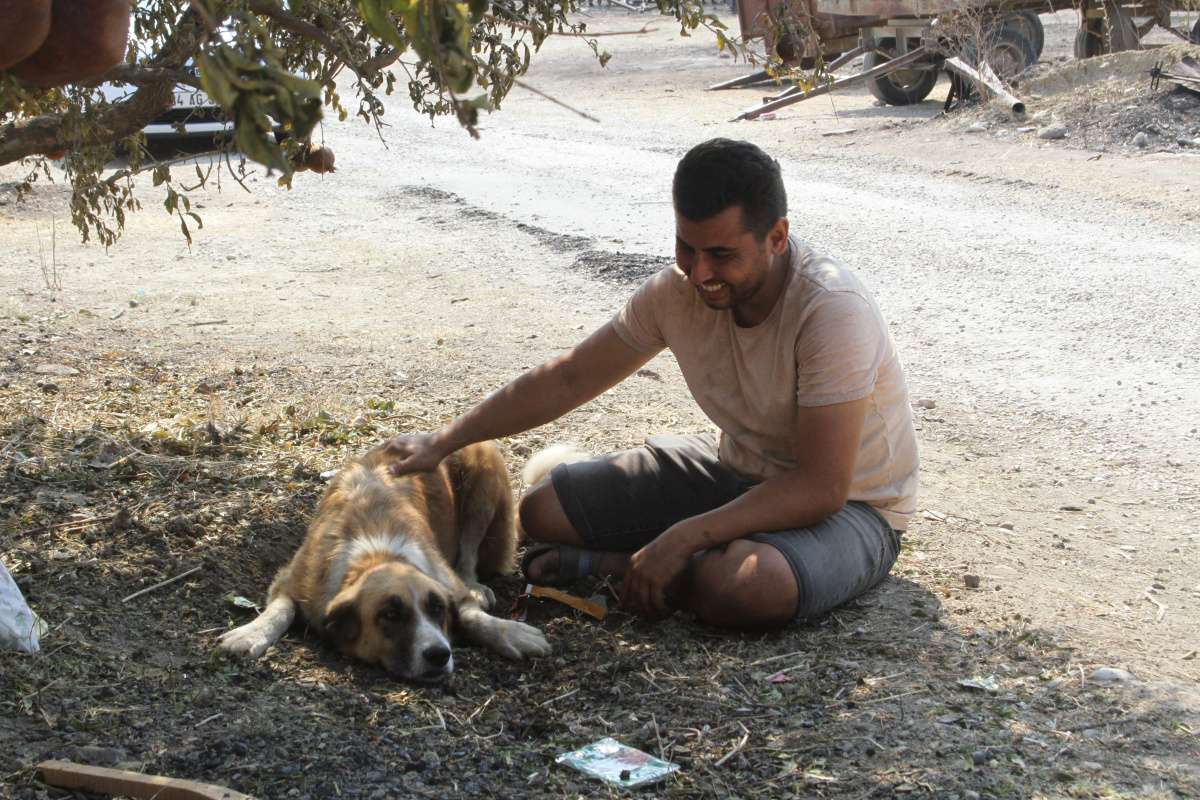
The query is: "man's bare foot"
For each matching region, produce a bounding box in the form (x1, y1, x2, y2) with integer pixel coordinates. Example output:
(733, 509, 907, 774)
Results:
(523, 545, 630, 585)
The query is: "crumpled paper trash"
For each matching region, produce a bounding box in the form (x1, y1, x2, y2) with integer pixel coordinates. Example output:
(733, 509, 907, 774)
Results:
(1, 559, 45, 653)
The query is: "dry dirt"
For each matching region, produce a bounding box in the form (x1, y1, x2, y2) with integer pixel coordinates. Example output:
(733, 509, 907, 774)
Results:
(1, 8, 1199, 800)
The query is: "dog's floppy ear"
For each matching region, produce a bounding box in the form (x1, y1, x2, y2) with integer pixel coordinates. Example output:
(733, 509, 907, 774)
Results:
(324, 601, 361, 645)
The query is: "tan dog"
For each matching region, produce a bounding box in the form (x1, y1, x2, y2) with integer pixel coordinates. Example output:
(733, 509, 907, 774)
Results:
(217, 441, 550, 682)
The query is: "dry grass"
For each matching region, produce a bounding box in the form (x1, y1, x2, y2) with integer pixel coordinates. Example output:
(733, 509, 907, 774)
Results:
(2, 315, 1198, 799)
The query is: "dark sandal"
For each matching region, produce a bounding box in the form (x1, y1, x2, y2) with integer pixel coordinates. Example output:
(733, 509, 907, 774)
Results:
(520, 543, 596, 586)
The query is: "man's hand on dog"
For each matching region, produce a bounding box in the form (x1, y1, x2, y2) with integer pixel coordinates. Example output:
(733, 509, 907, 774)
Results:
(622, 525, 693, 618)
(384, 432, 451, 475)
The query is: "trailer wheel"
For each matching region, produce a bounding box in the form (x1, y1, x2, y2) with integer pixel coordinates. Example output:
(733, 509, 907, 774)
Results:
(1015, 11, 1045, 60)
(967, 22, 1037, 80)
(1074, 2, 1140, 59)
(863, 38, 939, 106)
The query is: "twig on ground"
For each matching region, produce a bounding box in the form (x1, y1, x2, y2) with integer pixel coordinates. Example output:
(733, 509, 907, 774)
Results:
(539, 688, 579, 707)
(714, 723, 750, 767)
(121, 566, 202, 603)
(183, 320, 229, 327)
(1144, 592, 1167, 622)
(749, 649, 806, 667)
(20, 514, 118, 537)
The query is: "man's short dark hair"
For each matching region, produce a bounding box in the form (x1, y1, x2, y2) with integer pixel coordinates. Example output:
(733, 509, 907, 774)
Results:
(672, 138, 787, 239)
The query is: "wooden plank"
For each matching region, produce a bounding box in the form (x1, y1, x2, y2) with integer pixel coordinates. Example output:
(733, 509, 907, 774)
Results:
(37, 761, 255, 800)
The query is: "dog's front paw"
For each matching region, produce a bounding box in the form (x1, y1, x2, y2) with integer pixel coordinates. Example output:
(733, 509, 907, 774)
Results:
(495, 620, 552, 660)
(217, 623, 275, 659)
(465, 581, 496, 611)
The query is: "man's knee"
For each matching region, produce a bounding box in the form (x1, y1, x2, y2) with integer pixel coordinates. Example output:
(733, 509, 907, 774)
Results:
(517, 480, 582, 546)
(687, 540, 798, 629)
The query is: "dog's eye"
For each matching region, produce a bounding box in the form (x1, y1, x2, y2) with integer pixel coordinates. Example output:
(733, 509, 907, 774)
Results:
(378, 597, 410, 625)
(424, 592, 445, 620)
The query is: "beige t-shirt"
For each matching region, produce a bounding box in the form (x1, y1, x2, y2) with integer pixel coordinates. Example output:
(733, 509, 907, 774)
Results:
(611, 236, 918, 530)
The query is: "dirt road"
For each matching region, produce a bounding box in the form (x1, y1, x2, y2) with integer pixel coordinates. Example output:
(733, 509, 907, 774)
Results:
(2, 9, 1198, 799)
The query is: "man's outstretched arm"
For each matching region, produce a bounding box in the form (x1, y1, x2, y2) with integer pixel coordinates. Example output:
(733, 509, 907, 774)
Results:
(385, 322, 657, 474)
(622, 395, 870, 617)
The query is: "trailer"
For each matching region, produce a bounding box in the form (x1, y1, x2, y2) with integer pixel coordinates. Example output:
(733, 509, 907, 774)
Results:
(716, 0, 1200, 119)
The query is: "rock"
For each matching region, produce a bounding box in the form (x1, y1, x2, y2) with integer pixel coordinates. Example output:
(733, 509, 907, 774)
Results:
(998, 522, 1015, 531)
(1132, 132, 1150, 148)
(964, 574, 981, 589)
(1037, 125, 1068, 140)
(37, 381, 59, 393)
(1081, 761, 1104, 772)
(65, 745, 127, 767)
(1090, 666, 1134, 683)
(964, 791, 981, 800)
(971, 749, 989, 766)
(916, 398, 936, 409)
(34, 363, 78, 376)
(966, 122, 988, 134)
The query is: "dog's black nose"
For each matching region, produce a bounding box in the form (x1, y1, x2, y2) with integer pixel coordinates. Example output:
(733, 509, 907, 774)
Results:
(423, 645, 451, 667)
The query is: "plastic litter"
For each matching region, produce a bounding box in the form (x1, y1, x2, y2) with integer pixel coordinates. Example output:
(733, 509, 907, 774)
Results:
(556, 738, 679, 789)
(1, 559, 46, 653)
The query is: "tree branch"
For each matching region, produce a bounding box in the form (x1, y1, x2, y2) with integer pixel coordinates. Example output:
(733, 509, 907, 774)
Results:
(246, 0, 400, 78)
(80, 64, 202, 90)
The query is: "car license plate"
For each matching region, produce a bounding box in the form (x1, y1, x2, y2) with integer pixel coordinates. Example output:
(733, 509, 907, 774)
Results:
(172, 89, 214, 109)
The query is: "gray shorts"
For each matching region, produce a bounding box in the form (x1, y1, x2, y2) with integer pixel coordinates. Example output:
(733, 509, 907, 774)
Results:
(550, 434, 901, 622)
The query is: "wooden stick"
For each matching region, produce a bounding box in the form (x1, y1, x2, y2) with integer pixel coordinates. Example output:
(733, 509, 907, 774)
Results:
(20, 513, 118, 537)
(749, 649, 805, 667)
(528, 585, 607, 620)
(122, 566, 202, 603)
(714, 724, 750, 767)
(38, 760, 254, 800)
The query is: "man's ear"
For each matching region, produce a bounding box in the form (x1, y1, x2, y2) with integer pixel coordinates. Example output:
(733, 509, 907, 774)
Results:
(324, 601, 361, 645)
(768, 217, 790, 254)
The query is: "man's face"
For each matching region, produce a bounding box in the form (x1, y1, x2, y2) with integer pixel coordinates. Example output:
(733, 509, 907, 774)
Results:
(674, 205, 786, 314)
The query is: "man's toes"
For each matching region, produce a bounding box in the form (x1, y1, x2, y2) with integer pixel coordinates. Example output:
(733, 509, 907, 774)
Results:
(525, 551, 558, 583)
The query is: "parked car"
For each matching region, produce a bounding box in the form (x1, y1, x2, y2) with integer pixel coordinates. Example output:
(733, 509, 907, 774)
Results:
(97, 69, 233, 139)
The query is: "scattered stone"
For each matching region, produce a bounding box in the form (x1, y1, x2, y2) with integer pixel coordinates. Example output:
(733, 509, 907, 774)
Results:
(37, 381, 60, 393)
(1037, 125, 1068, 140)
(964, 792, 981, 800)
(1090, 667, 1134, 683)
(957, 675, 1000, 692)
(916, 398, 936, 409)
(971, 749, 988, 766)
(1080, 761, 1104, 772)
(964, 574, 982, 589)
(129, 299, 140, 308)
(1132, 131, 1150, 148)
(64, 745, 127, 767)
(34, 363, 78, 376)
(998, 522, 1015, 531)
(966, 122, 988, 134)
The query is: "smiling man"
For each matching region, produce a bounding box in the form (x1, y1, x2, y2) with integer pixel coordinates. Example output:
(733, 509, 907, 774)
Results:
(385, 138, 918, 629)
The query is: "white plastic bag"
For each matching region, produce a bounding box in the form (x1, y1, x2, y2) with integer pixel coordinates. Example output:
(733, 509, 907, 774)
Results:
(0, 558, 44, 653)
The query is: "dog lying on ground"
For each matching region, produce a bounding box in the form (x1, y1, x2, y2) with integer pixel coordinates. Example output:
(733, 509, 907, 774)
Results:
(216, 441, 550, 682)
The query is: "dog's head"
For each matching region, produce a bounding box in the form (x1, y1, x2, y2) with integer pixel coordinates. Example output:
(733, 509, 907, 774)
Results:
(323, 562, 458, 683)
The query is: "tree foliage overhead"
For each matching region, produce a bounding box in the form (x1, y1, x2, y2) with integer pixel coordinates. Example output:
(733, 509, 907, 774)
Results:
(0, 0, 733, 246)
